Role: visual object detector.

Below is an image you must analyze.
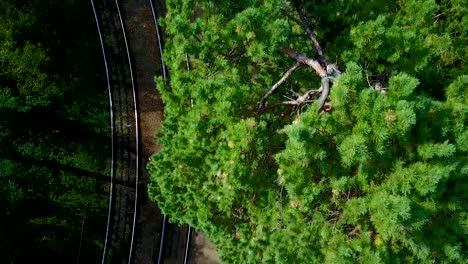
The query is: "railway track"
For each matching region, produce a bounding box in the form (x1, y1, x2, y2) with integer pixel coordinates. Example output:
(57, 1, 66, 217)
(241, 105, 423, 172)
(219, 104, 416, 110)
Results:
(91, 0, 140, 263)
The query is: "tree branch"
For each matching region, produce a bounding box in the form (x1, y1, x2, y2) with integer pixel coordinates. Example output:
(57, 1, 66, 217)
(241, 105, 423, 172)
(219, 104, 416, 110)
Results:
(317, 77, 332, 111)
(280, 88, 321, 112)
(298, 9, 327, 65)
(257, 9, 342, 116)
(281, 47, 326, 77)
(258, 62, 302, 112)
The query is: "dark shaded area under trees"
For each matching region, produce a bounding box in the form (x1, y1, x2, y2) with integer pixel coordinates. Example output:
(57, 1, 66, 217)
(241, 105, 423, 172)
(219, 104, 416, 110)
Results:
(0, 0, 110, 262)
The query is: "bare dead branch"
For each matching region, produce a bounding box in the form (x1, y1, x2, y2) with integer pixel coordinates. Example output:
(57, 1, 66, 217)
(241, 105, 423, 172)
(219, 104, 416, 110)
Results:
(317, 77, 331, 111)
(258, 62, 302, 112)
(322, 101, 333, 112)
(298, 9, 328, 65)
(282, 100, 301, 105)
(327, 209, 341, 224)
(346, 225, 360, 238)
(282, 99, 317, 105)
(281, 47, 326, 77)
(327, 64, 341, 77)
(288, 89, 302, 97)
(257, 9, 344, 117)
(365, 69, 373, 88)
(298, 89, 319, 103)
(282, 88, 321, 106)
(363, 67, 388, 94)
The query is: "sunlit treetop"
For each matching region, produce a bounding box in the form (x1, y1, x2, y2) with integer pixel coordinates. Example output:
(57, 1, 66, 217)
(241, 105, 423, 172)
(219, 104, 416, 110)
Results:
(149, 0, 468, 263)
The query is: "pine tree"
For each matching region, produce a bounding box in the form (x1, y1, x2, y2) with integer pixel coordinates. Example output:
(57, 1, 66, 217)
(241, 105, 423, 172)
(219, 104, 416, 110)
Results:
(148, 0, 468, 262)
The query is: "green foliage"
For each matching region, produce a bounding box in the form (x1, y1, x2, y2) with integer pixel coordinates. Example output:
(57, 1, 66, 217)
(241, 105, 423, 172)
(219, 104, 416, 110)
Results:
(0, 0, 109, 261)
(149, 0, 468, 263)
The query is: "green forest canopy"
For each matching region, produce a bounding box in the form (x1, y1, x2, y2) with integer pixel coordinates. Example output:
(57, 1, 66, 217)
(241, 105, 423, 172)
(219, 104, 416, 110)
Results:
(148, 0, 468, 263)
(0, 0, 109, 262)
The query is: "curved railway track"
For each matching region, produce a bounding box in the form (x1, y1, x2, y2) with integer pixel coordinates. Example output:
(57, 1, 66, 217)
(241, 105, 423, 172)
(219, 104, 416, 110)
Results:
(91, 0, 140, 263)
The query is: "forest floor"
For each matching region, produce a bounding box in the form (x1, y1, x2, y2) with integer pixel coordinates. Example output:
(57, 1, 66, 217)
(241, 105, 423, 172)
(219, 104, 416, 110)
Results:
(188, 232, 221, 264)
(120, 0, 220, 263)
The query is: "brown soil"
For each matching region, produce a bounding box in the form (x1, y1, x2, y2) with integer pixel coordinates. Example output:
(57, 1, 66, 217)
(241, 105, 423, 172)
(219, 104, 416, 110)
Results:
(120, 1, 163, 263)
(189, 232, 221, 264)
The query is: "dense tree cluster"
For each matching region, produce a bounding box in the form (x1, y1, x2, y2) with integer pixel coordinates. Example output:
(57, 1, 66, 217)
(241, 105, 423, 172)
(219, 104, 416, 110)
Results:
(0, 0, 109, 262)
(148, 0, 468, 263)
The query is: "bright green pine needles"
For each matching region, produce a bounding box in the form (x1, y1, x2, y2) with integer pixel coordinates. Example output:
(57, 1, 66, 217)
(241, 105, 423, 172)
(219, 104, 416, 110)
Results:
(148, 0, 468, 263)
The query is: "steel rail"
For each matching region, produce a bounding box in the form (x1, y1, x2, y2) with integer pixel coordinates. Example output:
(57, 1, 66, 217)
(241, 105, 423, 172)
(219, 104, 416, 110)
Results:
(149, 0, 167, 79)
(157, 216, 168, 264)
(90, 1, 116, 263)
(183, 226, 192, 264)
(92, 0, 139, 262)
(114, 1, 141, 263)
(149, 1, 170, 263)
